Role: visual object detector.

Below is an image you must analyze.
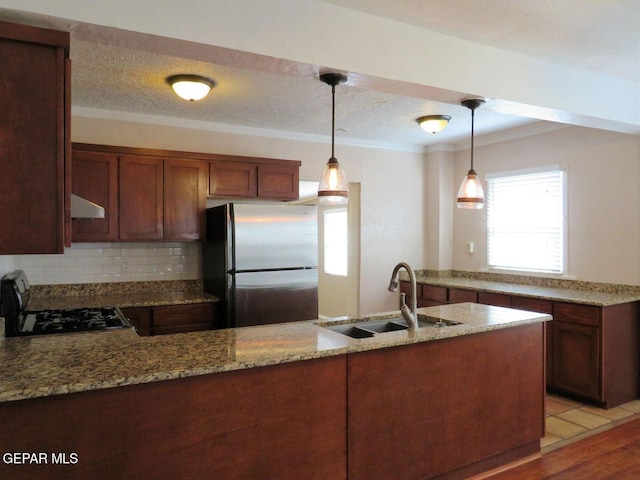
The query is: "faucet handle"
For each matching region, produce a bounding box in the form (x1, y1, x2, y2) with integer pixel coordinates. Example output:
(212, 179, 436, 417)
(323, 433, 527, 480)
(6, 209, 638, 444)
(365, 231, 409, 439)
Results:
(399, 292, 407, 309)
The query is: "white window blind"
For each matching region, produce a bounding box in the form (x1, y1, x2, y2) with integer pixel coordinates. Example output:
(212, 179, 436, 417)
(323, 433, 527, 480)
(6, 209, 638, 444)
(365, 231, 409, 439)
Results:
(486, 169, 565, 274)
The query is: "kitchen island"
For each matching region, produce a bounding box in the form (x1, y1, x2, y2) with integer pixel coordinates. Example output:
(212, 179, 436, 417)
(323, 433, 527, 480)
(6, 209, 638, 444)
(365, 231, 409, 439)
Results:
(0, 303, 549, 479)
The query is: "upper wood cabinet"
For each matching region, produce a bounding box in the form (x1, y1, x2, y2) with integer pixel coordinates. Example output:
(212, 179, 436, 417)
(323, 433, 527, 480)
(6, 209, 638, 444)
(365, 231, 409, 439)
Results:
(0, 21, 69, 254)
(164, 159, 207, 241)
(208, 157, 300, 201)
(209, 161, 257, 197)
(72, 151, 119, 242)
(119, 155, 165, 240)
(72, 144, 207, 242)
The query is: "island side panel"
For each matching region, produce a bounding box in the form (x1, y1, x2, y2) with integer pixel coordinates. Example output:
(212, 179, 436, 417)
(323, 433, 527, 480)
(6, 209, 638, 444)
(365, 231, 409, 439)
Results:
(0, 355, 347, 480)
(347, 323, 545, 480)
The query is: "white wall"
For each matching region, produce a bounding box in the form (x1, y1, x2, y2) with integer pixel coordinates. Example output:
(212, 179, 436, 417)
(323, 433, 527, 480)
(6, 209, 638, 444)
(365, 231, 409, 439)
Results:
(452, 126, 640, 285)
(69, 114, 426, 315)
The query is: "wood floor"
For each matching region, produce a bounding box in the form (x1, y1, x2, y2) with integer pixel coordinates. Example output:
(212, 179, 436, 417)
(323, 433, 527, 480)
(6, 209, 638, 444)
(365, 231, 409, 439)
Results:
(485, 416, 640, 479)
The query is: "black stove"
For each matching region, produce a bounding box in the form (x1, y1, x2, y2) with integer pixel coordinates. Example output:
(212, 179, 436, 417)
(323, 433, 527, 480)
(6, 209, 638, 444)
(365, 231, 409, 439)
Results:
(1, 270, 132, 337)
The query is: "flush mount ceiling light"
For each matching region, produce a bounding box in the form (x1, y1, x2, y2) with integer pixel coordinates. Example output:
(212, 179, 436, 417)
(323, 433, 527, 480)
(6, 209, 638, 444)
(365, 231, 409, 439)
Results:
(317, 72, 349, 206)
(166, 74, 215, 101)
(416, 114, 451, 134)
(457, 98, 486, 209)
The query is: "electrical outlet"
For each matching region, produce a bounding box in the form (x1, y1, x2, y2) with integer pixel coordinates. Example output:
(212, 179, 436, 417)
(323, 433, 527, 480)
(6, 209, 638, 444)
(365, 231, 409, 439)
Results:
(122, 259, 130, 271)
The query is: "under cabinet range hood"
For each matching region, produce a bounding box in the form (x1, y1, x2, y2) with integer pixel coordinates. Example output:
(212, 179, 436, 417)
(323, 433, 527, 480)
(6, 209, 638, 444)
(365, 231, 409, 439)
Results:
(70, 194, 105, 219)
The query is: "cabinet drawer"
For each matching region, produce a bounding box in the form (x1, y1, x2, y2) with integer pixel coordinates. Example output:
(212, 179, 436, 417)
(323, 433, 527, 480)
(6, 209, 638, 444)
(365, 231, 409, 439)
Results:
(478, 292, 512, 308)
(448, 288, 478, 303)
(153, 304, 215, 326)
(554, 302, 600, 326)
(421, 285, 448, 304)
(511, 296, 553, 314)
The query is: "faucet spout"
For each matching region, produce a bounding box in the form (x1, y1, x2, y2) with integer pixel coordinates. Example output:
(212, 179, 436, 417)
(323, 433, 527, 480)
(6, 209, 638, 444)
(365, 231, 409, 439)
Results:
(388, 262, 418, 330)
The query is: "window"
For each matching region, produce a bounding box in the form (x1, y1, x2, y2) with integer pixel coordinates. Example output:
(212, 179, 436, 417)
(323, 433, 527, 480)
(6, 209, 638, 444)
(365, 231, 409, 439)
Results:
(486, 168, 565, 274)
(323, 208, 348, 276)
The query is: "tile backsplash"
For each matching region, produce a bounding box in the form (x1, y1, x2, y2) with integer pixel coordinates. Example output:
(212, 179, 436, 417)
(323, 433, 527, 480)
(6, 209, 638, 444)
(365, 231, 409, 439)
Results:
(0, 242, 201, 285)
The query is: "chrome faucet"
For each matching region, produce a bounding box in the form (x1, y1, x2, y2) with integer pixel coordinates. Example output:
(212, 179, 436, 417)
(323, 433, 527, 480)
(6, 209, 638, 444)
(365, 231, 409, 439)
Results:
(387, 262, 418, 330)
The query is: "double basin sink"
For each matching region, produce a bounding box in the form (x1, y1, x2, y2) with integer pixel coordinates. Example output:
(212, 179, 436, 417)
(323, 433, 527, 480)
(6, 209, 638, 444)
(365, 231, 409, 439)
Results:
(323, 315, 462, 339)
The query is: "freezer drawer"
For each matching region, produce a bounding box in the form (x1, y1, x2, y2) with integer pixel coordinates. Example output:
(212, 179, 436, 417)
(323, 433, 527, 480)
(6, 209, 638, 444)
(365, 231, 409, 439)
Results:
(232, 269, 318, 327)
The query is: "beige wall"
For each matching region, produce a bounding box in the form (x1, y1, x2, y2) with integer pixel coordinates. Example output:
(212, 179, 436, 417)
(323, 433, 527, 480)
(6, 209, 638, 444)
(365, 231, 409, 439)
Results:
(452, 126, 640, 285)
(71, 114, 427, 315)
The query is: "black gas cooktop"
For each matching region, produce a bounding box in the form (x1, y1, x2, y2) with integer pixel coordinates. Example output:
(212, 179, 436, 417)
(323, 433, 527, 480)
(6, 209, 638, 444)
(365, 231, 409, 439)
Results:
(1, 270, 132, 337)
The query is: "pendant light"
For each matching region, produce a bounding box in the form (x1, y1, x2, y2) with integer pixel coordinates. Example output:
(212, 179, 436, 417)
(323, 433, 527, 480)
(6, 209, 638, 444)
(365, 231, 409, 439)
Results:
(318, 72, 349, 206)
(166, 74, 215, 101)
(457, 98, 485, 209)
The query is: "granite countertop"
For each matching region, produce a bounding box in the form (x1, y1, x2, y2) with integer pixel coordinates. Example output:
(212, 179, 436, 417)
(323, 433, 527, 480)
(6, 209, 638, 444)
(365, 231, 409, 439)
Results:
(0, 303, 549, 403)
(412, 275, 640, 307)
(29, 291, 219, 311)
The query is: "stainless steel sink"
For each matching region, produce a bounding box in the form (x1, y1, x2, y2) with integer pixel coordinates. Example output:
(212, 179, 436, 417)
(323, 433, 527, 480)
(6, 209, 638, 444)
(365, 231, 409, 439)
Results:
(322, 316, 462, 339)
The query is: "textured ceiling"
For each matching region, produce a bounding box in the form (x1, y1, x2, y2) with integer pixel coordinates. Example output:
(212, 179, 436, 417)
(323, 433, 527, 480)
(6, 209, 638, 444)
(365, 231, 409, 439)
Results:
(48, 0, 640, 149)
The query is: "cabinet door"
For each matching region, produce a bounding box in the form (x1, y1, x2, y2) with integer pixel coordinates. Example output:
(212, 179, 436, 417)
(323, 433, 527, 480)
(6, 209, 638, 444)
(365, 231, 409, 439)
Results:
(119, 155, 164, 240)
(0, 23, 68, 254)
(71, 150, 119, 241)
(209, 161, 257, 197)
(552, 320, 600, 401)
(164, 159, 206, 241)
(257, 164, 299, 200)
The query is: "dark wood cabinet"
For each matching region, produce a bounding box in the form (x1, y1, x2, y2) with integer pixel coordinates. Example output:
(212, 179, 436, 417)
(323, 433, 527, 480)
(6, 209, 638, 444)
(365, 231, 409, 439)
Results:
(0, 355, 347, 480)
(208, 161, 257, 197)
(72, 150, 119, 241)
(0, 21, 69, 254)
(119, 155, 164, 240)
(552, 320, 600, 400)
(402, 281, 638, 408)
(348, 324, 544, 479)
(448, 287, 478, 303)
(512, 296, 554, 389)
(121, 303, 218, 336)
(121, 306, 152, 336)
(208, 157, 300, 201)
(257, 164, 299, 200)
(164, 159, 207, 241)
(478, 291, 513, 307)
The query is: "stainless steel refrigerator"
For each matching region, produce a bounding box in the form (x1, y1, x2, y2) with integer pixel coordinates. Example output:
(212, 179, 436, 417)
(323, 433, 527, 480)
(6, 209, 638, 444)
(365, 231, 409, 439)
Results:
(203, 203, 318, 328)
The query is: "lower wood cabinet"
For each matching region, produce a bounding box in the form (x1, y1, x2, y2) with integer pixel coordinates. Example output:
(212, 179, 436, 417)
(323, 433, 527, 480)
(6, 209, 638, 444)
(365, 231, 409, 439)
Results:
(348, 324, 544, 479)
(552, 320, 600, 400)
(404, 280, 640, 408)
(121, 303, 218, 336)
(0, 356, 347, 480)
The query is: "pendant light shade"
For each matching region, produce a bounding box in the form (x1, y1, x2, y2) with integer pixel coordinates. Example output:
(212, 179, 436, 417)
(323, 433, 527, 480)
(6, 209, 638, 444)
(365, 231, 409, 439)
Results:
(166, 74, 215, 101)
(457, 98, 485, 209)
(416, 114, 451, 134)
(318, 72, 349, 206)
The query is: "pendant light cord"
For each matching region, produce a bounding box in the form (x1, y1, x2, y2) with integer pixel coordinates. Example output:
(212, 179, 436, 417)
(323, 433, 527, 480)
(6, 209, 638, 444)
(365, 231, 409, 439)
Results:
(331, 83, 336, 159)
(470, 106, 475, 172)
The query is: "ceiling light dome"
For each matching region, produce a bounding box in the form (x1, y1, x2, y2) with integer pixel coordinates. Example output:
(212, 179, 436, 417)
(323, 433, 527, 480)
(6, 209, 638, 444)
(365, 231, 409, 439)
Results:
(166, 74, 215, 101)
(416, 114, 451, 134)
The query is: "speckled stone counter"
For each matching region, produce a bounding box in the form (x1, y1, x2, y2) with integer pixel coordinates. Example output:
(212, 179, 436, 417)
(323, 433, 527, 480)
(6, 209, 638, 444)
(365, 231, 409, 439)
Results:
(410, 273, 640, 306)
(28, 280, 218, 310)
(0, 303, 549, 403)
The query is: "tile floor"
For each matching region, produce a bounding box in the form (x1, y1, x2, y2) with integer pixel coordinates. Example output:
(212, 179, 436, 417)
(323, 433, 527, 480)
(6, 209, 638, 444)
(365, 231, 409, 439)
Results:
(542, 394, 640, 451)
